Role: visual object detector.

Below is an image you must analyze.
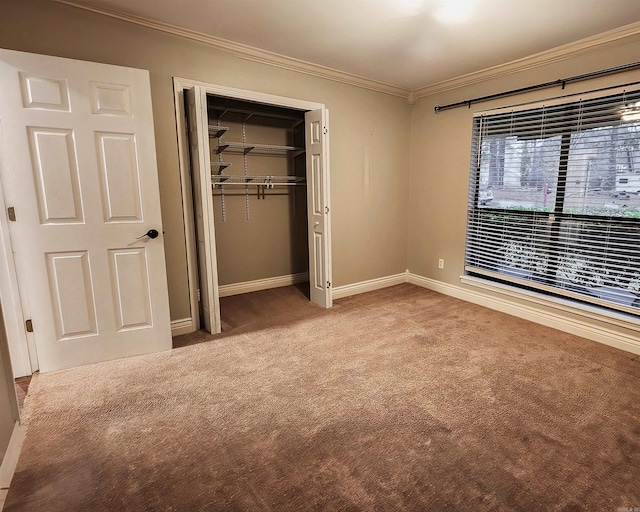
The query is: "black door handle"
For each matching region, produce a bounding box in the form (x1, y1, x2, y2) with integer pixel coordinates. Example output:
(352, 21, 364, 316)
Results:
(136, 229, 160, 240)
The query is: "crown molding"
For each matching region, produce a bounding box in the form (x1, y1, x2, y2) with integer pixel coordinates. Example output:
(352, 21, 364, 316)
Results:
(49, 2, 640, 103)
(53, 0, 411, 99)
(413, 20, 640, 99)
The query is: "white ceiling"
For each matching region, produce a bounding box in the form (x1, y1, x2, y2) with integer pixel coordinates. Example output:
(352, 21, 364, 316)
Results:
(59, 0, 640, 91)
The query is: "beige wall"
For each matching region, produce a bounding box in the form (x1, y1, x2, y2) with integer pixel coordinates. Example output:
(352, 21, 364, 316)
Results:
(0, 304, 19, 463)
(408, 33, 640, 337)
(1, 0, 636, 340)
(0, 0, 411, 320)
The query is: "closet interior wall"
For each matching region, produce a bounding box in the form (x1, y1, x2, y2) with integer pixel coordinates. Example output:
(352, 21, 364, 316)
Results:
(206, 96, 309, 288)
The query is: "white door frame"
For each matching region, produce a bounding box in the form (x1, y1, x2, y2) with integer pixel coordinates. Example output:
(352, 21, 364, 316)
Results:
(173, 77, 333, 332)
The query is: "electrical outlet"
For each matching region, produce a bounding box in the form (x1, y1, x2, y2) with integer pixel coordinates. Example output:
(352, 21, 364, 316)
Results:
(438, 258, 445, 269)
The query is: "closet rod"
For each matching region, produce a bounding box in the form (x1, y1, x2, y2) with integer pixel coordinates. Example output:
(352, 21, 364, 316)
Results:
(211, 175, 304, 183)
(212, 182, 305, 188)
(433, 61, 640, 113)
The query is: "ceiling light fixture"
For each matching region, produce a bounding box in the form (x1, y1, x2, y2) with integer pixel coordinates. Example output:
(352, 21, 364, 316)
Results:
(432, 0, 476, 24)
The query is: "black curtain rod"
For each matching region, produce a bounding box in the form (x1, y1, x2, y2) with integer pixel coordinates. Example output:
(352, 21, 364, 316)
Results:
(433, 61, 640, 113)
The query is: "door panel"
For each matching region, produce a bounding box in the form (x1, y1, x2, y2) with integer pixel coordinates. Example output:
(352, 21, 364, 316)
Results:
(305, 109, 332, 308)
(0, 49, 171, 372)
(46, 251, 97, 339)
(311, 153, 323, 216)
(95, 132, 143, 222)
(108, 248, 152, 331)
(313, 231, 324, 289)
(28, 127, 84, 224)
(90, 82, 132, 116)
(20, 73, 70, 111)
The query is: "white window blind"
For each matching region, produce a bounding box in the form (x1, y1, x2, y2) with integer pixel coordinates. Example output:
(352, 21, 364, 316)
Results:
(465, 88, 640, 315)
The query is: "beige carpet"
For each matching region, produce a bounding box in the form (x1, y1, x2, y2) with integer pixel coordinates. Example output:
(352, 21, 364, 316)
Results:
(5, 284, 640, 511)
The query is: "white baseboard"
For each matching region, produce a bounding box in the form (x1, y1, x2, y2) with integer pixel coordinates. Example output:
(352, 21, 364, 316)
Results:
(170, 318, 194, 337)
(0, 422, 24, 490)
(177, 268, 640, 356)
(332, 272, 408, 300)
(218, 272, 308, 298)
(407, 272, 640, 356)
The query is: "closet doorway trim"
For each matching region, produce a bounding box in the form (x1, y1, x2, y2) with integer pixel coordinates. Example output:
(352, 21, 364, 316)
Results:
(173, 77, 332, 333)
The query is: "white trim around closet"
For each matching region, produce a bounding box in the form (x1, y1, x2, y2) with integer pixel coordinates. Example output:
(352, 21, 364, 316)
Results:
(173, 77, 329, 333)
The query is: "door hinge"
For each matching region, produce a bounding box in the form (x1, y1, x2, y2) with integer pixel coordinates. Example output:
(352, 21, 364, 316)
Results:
(7, 207, 16, 221)
(325, 206, 330, 214)
(323, 127, 328, 135)
(25, 319, 33, 332)
(326, 280, 331, 288)
(197, 289, 201, 302)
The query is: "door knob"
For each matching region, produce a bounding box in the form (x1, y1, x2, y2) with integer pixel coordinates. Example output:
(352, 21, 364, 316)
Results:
(314, 221, 320, 227)
(137, 229, 160, 240)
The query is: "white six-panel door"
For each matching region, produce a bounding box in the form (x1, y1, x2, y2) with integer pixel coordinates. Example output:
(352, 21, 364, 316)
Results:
(305, 109, 332, 308)
(0, 49, 172, 372)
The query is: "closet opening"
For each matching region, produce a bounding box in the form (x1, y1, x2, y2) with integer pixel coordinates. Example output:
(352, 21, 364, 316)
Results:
(174, 80, 332, 336)
(201, 95, 309, 332)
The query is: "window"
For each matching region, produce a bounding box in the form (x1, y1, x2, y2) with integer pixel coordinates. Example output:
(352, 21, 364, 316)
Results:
(466, 88, 640, 315)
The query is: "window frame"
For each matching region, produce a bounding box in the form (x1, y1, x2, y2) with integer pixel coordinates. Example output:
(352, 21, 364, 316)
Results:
(465, 86, 640, 317)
